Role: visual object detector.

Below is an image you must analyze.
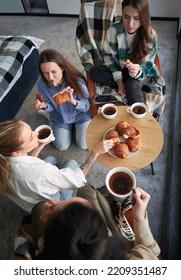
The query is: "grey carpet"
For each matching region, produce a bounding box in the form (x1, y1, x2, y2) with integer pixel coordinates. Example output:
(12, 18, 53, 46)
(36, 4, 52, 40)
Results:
(0, 15, 178, 259)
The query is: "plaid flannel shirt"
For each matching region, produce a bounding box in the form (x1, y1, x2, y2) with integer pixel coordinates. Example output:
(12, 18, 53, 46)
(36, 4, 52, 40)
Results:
(75, 0, 165, 116)
(103, 21, 160, 81)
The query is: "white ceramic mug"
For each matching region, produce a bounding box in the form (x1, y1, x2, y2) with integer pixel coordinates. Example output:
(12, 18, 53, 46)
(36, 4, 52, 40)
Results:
(98, 103, 118, 119)
(35, 125, 55, 143)
(106, 167, 136, 202)
(127, 102, 148, 119)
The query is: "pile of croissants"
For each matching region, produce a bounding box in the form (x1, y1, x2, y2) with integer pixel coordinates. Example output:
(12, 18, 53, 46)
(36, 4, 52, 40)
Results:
(105, 120, 141, 159)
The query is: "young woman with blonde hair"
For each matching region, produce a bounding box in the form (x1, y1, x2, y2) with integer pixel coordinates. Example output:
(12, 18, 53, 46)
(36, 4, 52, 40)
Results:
(0, 119, 113, 213)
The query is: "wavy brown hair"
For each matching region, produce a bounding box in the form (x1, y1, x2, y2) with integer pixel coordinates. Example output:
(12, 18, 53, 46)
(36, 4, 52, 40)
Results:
(122, 0, 155, 63)
(0, 119, 23, 193)
(39, 49, 87, 97)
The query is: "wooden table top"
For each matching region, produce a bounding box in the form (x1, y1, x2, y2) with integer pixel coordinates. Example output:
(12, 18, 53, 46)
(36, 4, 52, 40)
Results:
(86, 106, 164, 170)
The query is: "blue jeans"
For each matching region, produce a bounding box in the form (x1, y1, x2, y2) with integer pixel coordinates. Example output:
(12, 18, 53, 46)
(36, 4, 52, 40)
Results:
(49, 120, 91, 151)
(44, 156, 79, 200)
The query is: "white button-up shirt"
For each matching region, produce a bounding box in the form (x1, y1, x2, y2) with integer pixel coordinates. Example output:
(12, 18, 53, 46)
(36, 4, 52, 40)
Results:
(6, 156, 86, 213)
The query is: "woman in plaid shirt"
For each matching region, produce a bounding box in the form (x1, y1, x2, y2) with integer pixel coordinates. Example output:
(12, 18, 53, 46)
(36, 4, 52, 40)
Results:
(91, 0, 160, 105)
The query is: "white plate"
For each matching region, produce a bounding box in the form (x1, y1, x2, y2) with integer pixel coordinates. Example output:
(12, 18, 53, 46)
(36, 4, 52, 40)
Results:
(103, 127, 141, 158)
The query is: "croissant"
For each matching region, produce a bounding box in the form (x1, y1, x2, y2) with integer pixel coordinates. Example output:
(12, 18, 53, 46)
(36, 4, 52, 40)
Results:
(36, 93, 44, 102)
(114, 143, 129, 159)
(123, 59, 132, 65)
(116, 121, 129, 135)
(52, 88, 69, 105)
(121, 126, 137, 139)
(105, 129, 119, 139)
(126, 138, 141, 152)
(130, 127, 141, 140)
(110, 136, 121, 148)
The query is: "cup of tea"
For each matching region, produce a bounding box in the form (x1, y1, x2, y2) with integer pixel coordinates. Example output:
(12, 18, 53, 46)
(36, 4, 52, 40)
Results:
(98, 103, 118, 119)
(35, 125, 55, 143)
(127, 102, 147, 119)
(106, 167, 136, 201)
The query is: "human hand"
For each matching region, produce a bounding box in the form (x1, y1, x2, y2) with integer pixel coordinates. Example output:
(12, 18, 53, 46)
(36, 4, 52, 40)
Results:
(40, 200, 59, 221)
(93, 139, 114, 156)
(29, 139, 54, 157)
(127, 63, 140, 77)
(116, 79, 125, 97)
(132, 187, 150, 222)
(64, 86, 75, 104)
(34, 100, 47, 110)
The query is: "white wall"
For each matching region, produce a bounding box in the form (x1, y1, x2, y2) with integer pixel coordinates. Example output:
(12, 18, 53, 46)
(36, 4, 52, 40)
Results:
(149, 0, 181, 33)
(0, 0, 180, 20)
(0, 0, 24, 13)
(46, 0, 80, 15)
(149, 0, 181, 18)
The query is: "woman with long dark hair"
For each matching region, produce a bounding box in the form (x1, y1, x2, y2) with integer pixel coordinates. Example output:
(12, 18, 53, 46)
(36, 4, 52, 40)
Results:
(90, 0, 160, 105)
(34, 49, 91, 151)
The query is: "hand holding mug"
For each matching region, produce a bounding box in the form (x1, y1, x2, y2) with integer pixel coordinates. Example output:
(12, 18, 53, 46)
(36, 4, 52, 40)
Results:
(132, 187, 150, 221)
(35, 125, 55, 143)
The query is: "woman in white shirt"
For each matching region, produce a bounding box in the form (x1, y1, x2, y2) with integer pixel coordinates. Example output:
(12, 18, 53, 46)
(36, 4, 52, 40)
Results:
(0, 119, 113, 213)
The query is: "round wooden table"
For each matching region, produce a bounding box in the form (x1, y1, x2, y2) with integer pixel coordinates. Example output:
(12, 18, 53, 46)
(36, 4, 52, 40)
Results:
(86, 106, 164, 170)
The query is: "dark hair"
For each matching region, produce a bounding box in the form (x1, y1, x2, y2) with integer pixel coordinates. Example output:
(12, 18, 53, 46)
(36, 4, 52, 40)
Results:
(38, 202, 130, 260)
(0, 119, 24, 193)
(39, 49, 87, 97)
(122, 0, 155, 63)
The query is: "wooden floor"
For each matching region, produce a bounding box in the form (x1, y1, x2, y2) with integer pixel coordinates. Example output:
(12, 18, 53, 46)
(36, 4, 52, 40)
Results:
(163, 32, 181, 260)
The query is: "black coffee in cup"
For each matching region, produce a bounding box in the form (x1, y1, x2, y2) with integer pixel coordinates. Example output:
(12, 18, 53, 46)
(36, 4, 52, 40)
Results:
(38, 128, 51, 139)
(103, 107, 116, 115)
(109, 171, 133, 195)
(132, 106, 146, 114)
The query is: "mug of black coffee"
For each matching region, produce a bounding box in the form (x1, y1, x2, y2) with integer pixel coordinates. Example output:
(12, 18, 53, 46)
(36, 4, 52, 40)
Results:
(106, 167, 136, 201)
(98, 103, 118, 119)
(35, 125, 55, 143)
(127, 102, 147, 119)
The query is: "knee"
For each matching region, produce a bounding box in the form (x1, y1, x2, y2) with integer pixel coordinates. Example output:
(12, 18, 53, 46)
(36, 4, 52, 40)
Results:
(125, 79, 143, 104)
(76, 142, 88, 150)
(125, 78, 142, 91)
(76, 134, 88, 150)
(62, 159, 79, 169)
(44, 156, 57, 165)
(53, 140, 70, 151)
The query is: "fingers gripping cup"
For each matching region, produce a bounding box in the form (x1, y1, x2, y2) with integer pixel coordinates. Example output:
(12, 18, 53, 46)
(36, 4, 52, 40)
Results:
(35, 125, 55, 143)
(127, 102, 148, 119)
(98, 103, 118, 120)
(106, 167, 136, 203)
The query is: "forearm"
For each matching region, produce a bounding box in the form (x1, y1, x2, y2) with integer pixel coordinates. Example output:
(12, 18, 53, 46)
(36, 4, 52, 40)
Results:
(133, 213, 160, 255)
(28, 145, 45, 157)
(80, 150, 98, 176)
(74, 98, 90, 112)
(80, 140, 112, 176)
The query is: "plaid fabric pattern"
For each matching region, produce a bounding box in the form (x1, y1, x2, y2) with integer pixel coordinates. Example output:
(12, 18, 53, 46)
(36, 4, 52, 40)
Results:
(143, 76, 166, 116)
(0, 36, 36, 102)
(75, 0, 165, 116)
(75, 0, 122, 68)
(103, 23, 159, 81)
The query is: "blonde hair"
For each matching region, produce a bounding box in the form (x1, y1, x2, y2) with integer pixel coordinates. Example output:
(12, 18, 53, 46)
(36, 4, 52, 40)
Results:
(0, 119, 23, 193)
